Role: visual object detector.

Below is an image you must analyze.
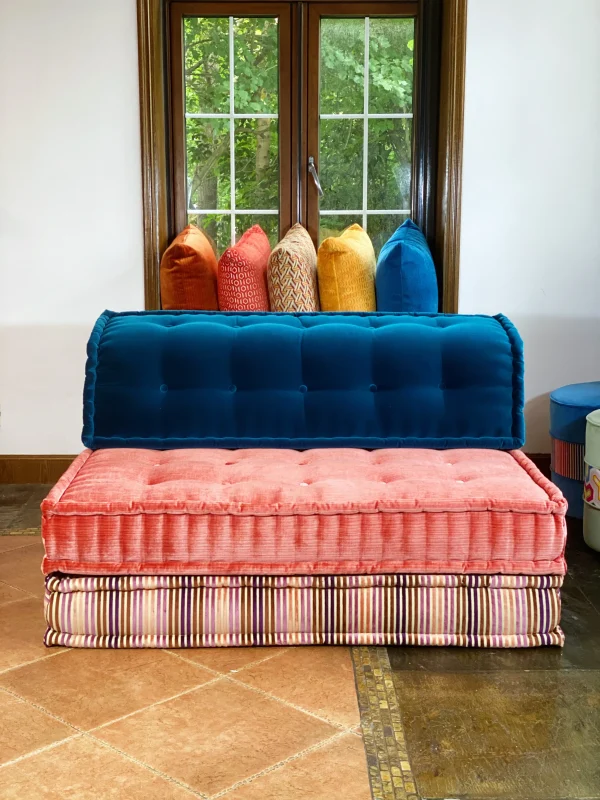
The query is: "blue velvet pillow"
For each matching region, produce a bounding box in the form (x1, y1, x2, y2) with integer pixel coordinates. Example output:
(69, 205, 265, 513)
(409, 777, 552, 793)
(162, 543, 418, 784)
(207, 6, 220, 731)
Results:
(375, 219, 438, 312)
(82, 310, 525, 450)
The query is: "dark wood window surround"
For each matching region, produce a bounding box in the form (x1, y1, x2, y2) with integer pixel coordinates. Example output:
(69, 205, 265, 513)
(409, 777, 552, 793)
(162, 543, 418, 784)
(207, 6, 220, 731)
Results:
(137, 0, 467, 312)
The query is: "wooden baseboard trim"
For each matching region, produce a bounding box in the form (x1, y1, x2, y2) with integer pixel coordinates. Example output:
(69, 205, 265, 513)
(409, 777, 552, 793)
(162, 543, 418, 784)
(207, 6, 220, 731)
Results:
(0, 451, 553, 485)
(0, 456, 76, 484)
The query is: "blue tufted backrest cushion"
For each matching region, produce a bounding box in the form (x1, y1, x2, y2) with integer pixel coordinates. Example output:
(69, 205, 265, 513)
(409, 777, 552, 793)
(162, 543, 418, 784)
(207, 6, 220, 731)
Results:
(82, 310, 525, 450)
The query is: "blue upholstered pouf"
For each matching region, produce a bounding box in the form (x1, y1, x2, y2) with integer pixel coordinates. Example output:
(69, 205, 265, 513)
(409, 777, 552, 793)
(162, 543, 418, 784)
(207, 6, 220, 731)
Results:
(550, 382, 600, 518)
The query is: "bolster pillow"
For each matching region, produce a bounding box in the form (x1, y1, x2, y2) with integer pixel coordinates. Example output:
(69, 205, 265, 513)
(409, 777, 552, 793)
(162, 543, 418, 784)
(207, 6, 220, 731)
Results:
(82, 311, 525, 450)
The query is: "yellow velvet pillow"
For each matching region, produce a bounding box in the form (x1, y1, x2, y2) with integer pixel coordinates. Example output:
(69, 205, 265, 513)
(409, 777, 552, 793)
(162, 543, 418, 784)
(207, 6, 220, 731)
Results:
(317, 224, 376, 311)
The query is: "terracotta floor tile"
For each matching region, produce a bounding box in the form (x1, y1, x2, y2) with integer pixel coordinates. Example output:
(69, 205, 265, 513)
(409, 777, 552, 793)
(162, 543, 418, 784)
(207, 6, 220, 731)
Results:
(0, 534, 41, 553)
(0, 597, 49, 672)
(224, 732, 371, 800)
(168, 646, 288, 674)
(236, 646, 361, 728)
(0, 649, 214, 730)
(0, 581, 31, 606)
(96, 678, 337, 796)
(0, 541, 45, 597)
(0, 736, 195, 799)
(0, 690, 73, 766)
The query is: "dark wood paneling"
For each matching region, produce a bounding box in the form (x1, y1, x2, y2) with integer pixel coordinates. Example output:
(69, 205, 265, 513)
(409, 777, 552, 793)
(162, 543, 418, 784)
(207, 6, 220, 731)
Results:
(436, 0, 467, 313)
(0, 457, 76, 484)
(413, 0, 442, 280)
(138, 0, 170, 309)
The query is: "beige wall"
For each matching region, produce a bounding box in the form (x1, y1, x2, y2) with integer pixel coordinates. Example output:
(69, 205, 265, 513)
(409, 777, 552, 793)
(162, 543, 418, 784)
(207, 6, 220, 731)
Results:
(2, 0, 600, 453)
(0, 0, 144, 454)
(459, 0, 600, 451)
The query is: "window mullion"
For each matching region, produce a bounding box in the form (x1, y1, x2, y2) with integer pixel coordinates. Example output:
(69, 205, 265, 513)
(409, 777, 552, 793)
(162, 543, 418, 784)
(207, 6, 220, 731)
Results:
(362, 17, 370, 232)
(229, 16, 236, 245)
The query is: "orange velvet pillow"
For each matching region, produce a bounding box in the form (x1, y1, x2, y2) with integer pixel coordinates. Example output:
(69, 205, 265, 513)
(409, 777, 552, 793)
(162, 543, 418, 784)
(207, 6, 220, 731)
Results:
(160, 225, 218, 310)
(218, 225, 271, 311)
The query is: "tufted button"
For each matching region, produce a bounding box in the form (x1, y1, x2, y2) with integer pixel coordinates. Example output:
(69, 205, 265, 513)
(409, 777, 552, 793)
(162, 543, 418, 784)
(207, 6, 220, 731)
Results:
(299, 385, 307, 394)
(369, 384, 378, 392)
(439, 382, 446, 390)
(160, 384, 168, 393)
(229, 384, 237, 393)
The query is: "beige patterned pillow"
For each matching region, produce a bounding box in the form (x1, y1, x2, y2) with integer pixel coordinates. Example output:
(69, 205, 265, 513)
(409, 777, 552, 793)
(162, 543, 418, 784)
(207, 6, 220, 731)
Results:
(267, 224, 320, 312)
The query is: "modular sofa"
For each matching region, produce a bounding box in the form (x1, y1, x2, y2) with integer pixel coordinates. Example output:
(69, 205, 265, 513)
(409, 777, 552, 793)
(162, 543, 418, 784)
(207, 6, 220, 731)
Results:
(42, 311, 567, 647)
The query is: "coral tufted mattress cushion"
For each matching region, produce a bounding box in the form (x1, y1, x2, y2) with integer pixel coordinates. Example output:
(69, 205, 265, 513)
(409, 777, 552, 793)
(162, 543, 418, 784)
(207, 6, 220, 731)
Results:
(41, 448, 567, 577)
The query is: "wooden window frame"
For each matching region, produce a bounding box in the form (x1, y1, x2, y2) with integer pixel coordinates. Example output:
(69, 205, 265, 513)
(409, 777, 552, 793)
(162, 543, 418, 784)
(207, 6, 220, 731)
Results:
(306, 2, 418, 257)
(137, 0, 466, 311)
(169, 2, 293, 240)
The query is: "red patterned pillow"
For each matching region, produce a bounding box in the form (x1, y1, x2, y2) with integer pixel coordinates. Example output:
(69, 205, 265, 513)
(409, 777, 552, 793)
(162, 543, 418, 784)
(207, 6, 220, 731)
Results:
(218, 225, 271, 311)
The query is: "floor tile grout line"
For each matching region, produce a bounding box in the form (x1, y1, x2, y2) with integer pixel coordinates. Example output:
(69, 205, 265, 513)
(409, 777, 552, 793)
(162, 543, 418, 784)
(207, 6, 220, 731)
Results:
(224, 673, 354, 732)
(0, 579, 40, 599)
(0, 540, 41, 554)
(0, 683, 210, 796)
(0, 733, 84, 771)
(85, 732, 208, 799)
(0, 647, 71, 676)
(88, 676, 224, 733)
(0, 685, 85, 734)
(0, 594, 37, 609)
(164, 649, 358, 732)
(163, 645, 291, 676)
(209, 728, 352, 799)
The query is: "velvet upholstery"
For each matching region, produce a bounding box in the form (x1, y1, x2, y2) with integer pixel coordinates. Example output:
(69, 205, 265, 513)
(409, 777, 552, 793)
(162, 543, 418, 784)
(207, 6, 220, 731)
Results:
(317, 224, 376, 311)
(159, 225, 219, 310)
(82, 310, 525, 450)
(375, 219, 438, 312)
(42, 449, 565, 577)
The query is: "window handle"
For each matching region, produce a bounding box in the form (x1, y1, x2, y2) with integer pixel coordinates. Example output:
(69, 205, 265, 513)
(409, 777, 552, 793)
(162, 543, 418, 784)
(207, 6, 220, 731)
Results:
(308, 156, 324, 197)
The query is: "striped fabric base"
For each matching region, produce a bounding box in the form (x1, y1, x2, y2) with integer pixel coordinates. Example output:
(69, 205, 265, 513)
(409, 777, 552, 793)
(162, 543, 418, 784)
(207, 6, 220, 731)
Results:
(551, 437, 585, 481)
(44, 573, 564, 649)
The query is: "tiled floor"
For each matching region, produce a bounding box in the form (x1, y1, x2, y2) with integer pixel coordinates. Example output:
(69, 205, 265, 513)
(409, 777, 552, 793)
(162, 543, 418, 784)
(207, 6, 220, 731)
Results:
(0, 486, 371, 799)
(2, 485, 600, 799)
(387, 523, 600, 800)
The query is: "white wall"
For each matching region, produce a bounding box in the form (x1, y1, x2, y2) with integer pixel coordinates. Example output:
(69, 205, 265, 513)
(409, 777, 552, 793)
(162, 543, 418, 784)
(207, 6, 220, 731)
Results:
(2, 0, 599, 454)
(0, 0, 144, 454)
(459, 0, 600, 451)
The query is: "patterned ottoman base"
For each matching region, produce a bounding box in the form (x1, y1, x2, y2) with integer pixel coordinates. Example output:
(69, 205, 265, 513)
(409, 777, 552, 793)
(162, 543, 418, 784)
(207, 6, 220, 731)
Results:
(44, 573, 564, 648)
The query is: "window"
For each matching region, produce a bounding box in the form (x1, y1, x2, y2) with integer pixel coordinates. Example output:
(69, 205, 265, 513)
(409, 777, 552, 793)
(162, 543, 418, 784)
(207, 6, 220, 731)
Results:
(308, 13, 415, 254)
(169, 1, 433, 257)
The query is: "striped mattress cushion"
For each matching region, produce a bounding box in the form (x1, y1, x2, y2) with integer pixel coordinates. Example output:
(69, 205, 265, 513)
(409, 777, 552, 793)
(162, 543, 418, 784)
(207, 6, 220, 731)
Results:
(44, 572, 564, 649)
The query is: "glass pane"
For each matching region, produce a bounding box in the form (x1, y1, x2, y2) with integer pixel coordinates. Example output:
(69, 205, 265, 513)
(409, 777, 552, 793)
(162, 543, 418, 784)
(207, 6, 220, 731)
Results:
(369, 18, 415, 114)
(235, 119, 279, 211)
(368, 119, 412, 210)
(320, 18, 364, 114)
(184, 17, 230, 114)
(187, 213, 230, 254)
(367, 214, 409, 257)
(319, 119, 363, 211)
(319, 215, 361, 246)
(186, 118, 230, 211)
(234, 17, 279, 114)
(235, 214, 279, 247)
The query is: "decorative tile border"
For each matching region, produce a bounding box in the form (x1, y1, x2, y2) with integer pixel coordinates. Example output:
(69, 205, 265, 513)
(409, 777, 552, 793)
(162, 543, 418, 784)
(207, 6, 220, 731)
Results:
(351, 647, 419, 800)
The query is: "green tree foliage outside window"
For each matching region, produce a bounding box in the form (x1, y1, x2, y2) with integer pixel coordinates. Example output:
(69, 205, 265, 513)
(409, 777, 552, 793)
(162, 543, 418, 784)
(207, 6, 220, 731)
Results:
(183, 15, 414, 256)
